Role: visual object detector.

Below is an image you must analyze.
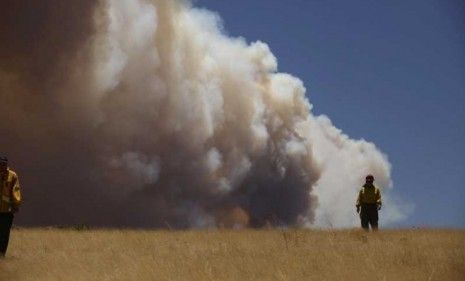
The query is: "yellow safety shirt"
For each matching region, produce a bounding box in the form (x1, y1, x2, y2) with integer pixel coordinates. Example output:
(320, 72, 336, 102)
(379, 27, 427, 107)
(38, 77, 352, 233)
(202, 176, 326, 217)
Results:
(0, 168, 21, 213)
(356, 184, 382, 206)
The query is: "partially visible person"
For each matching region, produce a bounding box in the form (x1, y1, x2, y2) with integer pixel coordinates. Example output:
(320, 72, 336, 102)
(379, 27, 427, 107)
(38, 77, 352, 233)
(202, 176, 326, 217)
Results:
(356, 174, 382, 231)
(0, 156, 21, 257)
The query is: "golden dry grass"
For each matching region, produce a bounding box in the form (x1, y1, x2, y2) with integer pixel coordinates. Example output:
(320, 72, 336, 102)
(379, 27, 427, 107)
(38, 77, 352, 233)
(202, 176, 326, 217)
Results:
(0, 228, 464, 281)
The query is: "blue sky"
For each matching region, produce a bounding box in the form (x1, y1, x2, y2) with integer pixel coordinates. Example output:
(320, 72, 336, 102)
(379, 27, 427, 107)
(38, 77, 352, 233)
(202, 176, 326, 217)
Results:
(195, 0, 465, 228)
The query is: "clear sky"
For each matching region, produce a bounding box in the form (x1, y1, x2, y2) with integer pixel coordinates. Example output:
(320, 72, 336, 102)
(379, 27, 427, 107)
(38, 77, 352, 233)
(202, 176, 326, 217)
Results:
(195, 0, 465, 228)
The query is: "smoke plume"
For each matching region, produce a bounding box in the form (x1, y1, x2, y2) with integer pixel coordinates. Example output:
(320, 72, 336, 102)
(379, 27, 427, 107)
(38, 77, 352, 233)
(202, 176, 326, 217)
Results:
(0, 0, 408, 228)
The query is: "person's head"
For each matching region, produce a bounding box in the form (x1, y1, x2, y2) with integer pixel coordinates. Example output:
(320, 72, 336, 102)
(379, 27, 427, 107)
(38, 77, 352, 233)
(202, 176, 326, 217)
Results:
(365, 174, 374, 184)
(0, 156, 8, 174)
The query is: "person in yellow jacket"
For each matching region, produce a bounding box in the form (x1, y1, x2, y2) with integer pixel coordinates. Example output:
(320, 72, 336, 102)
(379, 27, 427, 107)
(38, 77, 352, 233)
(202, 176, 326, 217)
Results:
(356, 174, 381, 231)
(0, 156, 21, 257)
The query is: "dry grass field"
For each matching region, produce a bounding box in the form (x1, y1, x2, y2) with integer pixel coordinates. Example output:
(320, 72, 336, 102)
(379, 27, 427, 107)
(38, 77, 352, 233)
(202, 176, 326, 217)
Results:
(0, 228, 464, 281)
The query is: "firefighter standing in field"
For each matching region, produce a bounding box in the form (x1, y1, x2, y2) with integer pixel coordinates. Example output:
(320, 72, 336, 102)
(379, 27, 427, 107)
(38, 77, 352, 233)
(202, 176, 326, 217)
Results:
(356, 175, 382, 231)
(0, 156, 21, 257)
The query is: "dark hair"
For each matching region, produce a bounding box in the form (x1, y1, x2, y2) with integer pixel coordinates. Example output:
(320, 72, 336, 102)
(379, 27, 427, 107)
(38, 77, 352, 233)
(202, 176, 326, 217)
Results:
(0, 156, 8, 165)
(365, 174, 374, 180)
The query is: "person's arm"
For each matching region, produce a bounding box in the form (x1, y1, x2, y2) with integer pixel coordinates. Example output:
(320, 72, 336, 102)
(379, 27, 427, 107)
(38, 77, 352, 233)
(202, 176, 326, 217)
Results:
(356, 189, 362, 213)
(11, 174, 21, 212)
(375, 187, 382, 210)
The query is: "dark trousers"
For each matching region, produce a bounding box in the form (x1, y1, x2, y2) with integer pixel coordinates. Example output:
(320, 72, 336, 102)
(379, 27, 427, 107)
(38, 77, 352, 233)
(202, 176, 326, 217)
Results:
(360, 204, 378, 231)
(0, 213, 14, 256)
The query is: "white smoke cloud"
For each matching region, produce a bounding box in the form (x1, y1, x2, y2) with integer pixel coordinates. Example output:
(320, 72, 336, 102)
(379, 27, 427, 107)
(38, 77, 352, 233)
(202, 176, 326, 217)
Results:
(0, 0, 410, 228)
(89, 0, 409, 227)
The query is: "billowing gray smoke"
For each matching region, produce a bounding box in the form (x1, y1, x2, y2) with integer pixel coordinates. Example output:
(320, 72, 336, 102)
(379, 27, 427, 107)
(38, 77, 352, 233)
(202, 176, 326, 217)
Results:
(0, 0, 408, 228)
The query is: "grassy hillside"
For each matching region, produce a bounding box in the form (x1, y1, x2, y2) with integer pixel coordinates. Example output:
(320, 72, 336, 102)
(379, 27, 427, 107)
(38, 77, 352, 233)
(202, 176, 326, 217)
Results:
(0, 228, 464, 280)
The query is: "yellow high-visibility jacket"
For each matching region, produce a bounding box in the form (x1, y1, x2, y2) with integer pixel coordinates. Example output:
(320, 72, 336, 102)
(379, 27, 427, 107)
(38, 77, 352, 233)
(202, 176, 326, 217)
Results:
(0, 168, 21, 213)
(356, 184, 381, 206)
